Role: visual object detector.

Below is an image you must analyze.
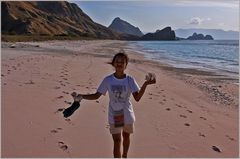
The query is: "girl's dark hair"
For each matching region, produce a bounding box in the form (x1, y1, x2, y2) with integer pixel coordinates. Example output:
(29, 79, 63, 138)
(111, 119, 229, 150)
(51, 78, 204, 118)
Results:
(108, 49, 129, 66)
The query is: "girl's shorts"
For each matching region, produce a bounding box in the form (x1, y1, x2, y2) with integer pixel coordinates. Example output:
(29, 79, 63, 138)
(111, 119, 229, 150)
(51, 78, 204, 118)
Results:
(109, 124, 134, 134)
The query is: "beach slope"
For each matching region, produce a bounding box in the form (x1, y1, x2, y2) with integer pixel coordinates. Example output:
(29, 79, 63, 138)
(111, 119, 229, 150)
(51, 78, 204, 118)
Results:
(1, 40, 238, 158)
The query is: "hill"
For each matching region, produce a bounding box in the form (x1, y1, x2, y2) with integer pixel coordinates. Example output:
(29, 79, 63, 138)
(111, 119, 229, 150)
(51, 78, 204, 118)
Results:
(108, 17, 143, 37)
(1, 1, 119, 39)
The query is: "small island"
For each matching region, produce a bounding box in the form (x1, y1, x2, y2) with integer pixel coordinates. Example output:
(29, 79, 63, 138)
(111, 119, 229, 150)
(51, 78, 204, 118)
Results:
(140, 27, 176, 40)
(187, 33, 214, 40)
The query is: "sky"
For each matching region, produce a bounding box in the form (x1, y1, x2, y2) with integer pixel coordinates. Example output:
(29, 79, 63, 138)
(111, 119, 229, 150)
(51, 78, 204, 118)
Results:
(73, 0, 239, 33)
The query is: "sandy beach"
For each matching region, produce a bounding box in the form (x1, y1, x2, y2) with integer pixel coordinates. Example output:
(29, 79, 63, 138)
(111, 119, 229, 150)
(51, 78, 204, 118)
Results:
(1, 40, 239, 158)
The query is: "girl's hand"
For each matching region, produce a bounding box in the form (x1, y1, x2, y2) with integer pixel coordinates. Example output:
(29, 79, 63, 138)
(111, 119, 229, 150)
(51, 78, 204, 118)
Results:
(71, 92, 83, 102)
(71, 92, 77, 97)
(145, 73, 156, 85)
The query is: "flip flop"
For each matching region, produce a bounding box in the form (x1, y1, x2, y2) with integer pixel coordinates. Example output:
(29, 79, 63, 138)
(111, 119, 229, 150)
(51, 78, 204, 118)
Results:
(63, 101, 80, 118)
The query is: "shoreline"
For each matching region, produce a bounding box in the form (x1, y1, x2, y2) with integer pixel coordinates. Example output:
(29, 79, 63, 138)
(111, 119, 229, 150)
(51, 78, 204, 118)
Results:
(1, 40, 239, 157)
(127, 40, 239, 80)
(2, 40, 239, 107)
(2, 40, 239, 82)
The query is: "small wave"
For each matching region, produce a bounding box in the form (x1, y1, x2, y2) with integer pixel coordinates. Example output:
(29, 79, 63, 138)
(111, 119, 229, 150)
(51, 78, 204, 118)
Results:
(193, 55, 238, 63)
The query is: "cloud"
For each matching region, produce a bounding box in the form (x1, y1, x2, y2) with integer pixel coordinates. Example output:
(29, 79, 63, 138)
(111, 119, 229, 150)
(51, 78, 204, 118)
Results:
(188, 17, 212, 25)
(218, 23, 225, 26)
(188, 17, 204, 25)
(206, 18, 211, 21)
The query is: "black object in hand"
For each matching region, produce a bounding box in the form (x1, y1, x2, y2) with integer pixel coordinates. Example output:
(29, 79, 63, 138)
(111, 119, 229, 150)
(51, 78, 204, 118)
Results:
(63, 101, 80, 118)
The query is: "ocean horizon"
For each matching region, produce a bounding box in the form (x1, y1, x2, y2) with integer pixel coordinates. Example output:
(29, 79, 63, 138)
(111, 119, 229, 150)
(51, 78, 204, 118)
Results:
(129, 40, 239, 78)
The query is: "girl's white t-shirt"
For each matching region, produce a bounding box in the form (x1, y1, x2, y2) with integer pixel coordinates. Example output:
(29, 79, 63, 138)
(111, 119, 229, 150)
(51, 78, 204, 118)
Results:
(97, 74, 140, 124)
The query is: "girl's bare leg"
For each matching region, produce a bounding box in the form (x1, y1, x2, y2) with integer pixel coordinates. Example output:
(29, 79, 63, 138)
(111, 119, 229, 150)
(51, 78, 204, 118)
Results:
(122, 131, 130, 158)
(112, 133, 122, 158)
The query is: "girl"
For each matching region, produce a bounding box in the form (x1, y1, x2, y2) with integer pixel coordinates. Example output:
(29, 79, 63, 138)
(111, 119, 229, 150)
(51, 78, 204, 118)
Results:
(73, 52, 156, 158)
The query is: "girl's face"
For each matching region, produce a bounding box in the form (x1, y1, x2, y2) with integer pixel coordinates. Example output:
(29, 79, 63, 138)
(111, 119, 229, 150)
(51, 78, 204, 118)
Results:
(113, 56, 127, 72)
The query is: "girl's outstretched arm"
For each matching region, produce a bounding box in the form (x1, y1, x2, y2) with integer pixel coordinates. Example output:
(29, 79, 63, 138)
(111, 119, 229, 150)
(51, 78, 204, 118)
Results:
(80, 92, 102, 100)
(132, 78, 156, 102)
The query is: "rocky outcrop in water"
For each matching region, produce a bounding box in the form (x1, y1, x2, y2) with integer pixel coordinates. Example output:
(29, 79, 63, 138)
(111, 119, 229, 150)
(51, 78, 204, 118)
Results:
(140, 27, 176, 40)
(187, 33, 214, 40)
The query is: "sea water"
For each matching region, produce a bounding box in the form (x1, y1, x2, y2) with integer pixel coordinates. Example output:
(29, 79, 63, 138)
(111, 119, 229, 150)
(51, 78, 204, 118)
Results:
(129, 40, 239, 77)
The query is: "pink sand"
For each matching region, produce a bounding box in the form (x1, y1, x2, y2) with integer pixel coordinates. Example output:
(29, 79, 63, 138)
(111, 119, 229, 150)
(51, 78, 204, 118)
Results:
(1, 40, 239, 158)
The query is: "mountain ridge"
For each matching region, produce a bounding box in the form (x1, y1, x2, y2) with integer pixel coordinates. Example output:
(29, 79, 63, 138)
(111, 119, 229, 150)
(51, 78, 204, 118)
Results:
(1, 1, 119, 39)
(141, 27, 176, 40)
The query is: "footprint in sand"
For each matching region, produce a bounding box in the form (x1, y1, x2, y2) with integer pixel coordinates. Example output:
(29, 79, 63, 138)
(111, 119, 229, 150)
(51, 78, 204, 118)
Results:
(186, 110, 193, 113)
(175, 104, 182, 108)
(209, 124, 215, 129)
(58, 141, 69, 151)
(198, 132, 206, 137)
(56, 96, 64, 99)
(25, 80, 35, 85)
(65, 119, 71, 122)
(226, 135, 235, 141)
(184, 123, 190, 127)
(51, 128, 63, 133)
(51, 129, 58, 133)
(64, 101, 72, 105)
(180, 114, 187, 118)
(61, 83, 66, 86)
(54, 108, 65, 114)
(62, 91, 69, 95)
(65, 118, 74, 125)
(166, 108, 171, 111)
(159, 101, 165, 105)
(212, 146, 221, 153)
(54, 86, 61, 89)
(200, 116, 207, 120)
